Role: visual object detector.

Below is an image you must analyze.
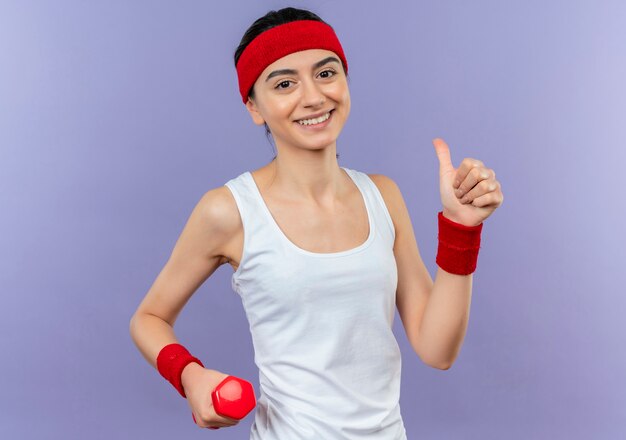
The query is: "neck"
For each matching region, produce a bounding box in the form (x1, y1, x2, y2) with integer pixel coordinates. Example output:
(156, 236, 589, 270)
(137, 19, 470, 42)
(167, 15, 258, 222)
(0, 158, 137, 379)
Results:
(267, 141, 345, 204)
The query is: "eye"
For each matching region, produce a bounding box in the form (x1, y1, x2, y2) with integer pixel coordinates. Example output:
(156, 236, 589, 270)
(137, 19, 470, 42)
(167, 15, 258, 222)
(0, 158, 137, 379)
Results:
(319, 69, 336, 79)
(275, 80, 293, 90)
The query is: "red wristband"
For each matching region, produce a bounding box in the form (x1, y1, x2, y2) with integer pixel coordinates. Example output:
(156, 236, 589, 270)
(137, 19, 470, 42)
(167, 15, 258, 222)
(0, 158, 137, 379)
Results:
(436, 211, 483, 275)
(156, 343, 204, 398)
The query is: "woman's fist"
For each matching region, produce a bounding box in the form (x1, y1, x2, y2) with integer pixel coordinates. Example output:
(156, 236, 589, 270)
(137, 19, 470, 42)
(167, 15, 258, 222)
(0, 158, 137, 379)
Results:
(181, 364, 241, 429)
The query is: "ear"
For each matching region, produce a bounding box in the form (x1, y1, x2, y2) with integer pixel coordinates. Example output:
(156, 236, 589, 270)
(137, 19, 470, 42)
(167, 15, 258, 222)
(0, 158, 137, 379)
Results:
(245, 97, 266, 126)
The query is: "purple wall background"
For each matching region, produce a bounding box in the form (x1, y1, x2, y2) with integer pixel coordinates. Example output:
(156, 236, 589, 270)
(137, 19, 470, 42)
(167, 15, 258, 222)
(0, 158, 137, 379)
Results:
(1, 1, 624, 438)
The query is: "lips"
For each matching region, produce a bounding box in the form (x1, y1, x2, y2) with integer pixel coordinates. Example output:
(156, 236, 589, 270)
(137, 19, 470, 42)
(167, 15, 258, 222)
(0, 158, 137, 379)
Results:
(295, 109, 334, 122)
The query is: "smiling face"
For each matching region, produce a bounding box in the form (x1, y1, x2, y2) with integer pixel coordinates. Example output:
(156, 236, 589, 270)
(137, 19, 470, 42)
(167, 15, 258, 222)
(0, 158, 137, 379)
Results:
(245, 48, 351, 153)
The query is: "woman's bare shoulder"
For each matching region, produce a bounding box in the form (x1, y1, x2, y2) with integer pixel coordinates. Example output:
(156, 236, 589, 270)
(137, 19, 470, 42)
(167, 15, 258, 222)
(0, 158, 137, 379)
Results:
(193, 185, 243, 265)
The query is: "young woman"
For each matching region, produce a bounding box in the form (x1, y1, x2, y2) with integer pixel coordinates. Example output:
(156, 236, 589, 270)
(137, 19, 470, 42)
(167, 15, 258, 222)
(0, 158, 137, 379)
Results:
(129, 6, 503, 439)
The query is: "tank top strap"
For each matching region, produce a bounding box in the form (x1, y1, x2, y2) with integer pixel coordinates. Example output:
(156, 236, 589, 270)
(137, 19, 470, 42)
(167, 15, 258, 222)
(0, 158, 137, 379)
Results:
(223, 171, 283, 288)
(224, 170, 306, 252)
(342, 167, 396, 246)
(223, 170, 264, 237)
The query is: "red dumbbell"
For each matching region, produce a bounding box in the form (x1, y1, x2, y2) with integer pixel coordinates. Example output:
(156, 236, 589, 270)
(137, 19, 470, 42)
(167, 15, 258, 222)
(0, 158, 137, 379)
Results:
(192, 375, 256, 429)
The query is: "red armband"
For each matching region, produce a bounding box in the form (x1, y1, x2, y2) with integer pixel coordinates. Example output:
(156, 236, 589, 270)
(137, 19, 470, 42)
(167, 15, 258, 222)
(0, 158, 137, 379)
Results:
(156, 343, 204, 398)
(436, 211, 483, 275)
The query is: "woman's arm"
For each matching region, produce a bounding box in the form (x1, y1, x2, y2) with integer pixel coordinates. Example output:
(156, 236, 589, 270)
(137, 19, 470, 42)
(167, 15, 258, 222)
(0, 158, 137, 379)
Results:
(417, 267, 472, 370)
(129, 186, 240, 369)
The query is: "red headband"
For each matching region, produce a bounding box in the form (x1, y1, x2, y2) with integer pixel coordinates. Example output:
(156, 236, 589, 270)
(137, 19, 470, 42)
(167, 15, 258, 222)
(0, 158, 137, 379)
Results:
(235, 20, 349, 104)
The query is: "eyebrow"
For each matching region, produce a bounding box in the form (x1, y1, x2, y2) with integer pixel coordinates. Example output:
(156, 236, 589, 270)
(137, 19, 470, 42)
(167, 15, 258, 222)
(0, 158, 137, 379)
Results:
(265, 56, 341, 82)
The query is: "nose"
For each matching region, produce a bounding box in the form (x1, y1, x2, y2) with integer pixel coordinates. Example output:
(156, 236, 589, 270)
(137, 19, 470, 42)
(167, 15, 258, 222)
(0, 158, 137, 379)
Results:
(300, 77, 326, 107)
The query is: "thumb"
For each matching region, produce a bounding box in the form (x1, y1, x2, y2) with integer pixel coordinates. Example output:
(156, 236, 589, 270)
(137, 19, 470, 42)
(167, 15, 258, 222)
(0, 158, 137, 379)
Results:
(432, 138, 455, 176)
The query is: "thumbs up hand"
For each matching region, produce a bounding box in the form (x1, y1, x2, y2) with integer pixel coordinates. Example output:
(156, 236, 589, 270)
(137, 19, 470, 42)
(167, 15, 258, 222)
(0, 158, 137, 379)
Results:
(432, 138, 504, 227)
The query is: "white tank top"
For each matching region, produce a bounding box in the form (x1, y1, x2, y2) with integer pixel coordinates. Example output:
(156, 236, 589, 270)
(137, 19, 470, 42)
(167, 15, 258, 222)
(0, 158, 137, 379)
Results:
(223, 166, 407, 440)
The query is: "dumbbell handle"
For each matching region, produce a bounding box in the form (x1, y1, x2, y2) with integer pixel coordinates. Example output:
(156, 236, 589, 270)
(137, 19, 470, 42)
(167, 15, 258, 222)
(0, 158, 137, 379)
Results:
(191, 375, 256, 428)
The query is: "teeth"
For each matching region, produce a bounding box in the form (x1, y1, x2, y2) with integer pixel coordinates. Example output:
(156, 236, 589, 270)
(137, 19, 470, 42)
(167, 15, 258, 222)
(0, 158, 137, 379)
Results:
(297, 111, 331, 125)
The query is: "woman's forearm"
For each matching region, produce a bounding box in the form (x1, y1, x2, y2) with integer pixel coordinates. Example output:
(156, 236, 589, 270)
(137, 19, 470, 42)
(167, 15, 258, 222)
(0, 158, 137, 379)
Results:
(417, 267, 473, 369)
(129, 313, 179, 369)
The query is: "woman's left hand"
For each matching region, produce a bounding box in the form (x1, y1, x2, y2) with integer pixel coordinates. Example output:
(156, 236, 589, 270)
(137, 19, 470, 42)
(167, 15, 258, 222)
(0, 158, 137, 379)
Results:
(432, 138, 504, 227)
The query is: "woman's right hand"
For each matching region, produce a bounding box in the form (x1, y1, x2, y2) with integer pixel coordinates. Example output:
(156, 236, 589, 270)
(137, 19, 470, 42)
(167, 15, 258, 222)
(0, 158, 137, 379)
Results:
(181, 363, 241, 429)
